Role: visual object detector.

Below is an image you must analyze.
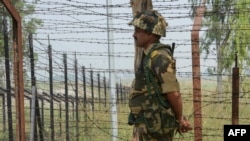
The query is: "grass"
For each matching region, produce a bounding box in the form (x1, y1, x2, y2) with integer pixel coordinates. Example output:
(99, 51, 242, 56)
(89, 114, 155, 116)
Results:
(0, 78, 250, 141)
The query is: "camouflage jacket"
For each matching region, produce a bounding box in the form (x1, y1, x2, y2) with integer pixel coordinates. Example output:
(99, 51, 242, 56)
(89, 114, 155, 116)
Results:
(128, 42, 179, 136)
(130, 42, 180, 98)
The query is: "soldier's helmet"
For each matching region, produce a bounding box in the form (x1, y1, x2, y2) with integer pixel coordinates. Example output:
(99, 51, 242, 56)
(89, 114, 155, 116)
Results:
(129, 10, 168, 37)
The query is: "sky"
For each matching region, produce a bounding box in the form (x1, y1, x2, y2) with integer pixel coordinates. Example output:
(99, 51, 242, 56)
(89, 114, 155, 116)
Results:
(28, 0, 215, 80)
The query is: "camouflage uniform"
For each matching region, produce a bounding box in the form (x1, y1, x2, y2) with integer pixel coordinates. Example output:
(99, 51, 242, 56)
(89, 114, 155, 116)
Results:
(129, 42, 179, 141)
(128, 10, 180, 141)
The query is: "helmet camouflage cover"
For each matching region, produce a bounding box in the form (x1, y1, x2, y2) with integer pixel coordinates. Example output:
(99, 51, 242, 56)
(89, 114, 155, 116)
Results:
(129, 10, 168, 37)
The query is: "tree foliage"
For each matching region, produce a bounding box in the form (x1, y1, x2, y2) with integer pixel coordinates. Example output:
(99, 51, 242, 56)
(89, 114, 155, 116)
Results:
(0, 0, 42, 85)
(188, 0, 250, 98)
(189, 0, 250, 73)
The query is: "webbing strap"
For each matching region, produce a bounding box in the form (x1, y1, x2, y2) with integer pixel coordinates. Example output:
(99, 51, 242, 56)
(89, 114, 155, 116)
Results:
(144, 44, 157, 98)
(144, 44, 160, 96)
(145, 67, 168, 107)
(144, 44, 170, 108)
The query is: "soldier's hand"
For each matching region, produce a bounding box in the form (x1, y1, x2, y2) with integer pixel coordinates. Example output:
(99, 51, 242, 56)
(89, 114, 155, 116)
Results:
(177, 116, 193, 134)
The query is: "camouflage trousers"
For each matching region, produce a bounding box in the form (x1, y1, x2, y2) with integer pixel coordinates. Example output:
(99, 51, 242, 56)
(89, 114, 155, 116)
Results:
(132, 124, 175, 141)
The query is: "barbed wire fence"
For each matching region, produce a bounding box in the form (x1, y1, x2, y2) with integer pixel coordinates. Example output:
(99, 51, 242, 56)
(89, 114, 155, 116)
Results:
(1, 0, 250, 141)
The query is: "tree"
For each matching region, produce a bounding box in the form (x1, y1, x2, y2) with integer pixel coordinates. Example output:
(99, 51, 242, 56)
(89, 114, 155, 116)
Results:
(0, 0, 42, 87)
(188, 0, 250, 100)
(228, 0, 250, 96)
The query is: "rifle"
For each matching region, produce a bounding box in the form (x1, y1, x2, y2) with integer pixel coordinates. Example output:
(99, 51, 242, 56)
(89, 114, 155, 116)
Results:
(171, 42, 175, 56)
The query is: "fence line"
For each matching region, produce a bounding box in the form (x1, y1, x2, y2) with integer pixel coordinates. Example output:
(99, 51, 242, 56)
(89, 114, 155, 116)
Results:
(1, 1, 250, 140)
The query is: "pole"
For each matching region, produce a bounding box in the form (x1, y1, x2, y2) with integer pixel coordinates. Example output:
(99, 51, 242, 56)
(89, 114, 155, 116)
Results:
(232, 53, 239, 125)
(106, 0, 118, 140)
(191, 0, 206, 141)
(29, 33, 37, 141)
(1, 0, 25, 141)
(74, 54, 79, 141)
(48, 36, 55, 141)
(3, 12, 14, 141)
(29, 86, 36, 141)
(63, 54, 69, 141)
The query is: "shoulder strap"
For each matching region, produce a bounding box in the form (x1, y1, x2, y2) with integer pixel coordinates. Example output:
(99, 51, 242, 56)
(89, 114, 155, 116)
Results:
(144, 43, 175, 107)
(143, 44, 172, 97)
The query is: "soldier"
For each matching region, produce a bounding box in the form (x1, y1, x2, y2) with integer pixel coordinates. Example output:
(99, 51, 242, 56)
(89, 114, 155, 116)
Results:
(128, 10, 192, 141)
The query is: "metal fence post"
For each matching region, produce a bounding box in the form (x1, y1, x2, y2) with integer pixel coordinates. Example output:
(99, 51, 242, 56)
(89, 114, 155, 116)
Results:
(1, 1, 25, 140)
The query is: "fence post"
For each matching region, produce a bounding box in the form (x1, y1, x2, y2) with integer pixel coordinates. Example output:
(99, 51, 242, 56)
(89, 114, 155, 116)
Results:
(123, 86, 126, 104)
(82, 66, 86, 107)
(82, 66, 88, 134)
(63, 53, 69, 141)
(29, 87, 36, 141)
(74, 55, 79, 141)
(0, 93, 7, 134)
(48, 36, 55, 141)
(103, 75, 107, 107)
(191, 1, 206, 140)
(1, 1, 25, 140)
(90, 70, 94, 119)
(97, 73, 101, 106)
(232, 52, 239, 125)
(3, 12, 14, 140)
(29, 33, 44, 141)
(119, 81, 123, 103)
(116, 83, 119, 104)
(59, 102, 62, 136)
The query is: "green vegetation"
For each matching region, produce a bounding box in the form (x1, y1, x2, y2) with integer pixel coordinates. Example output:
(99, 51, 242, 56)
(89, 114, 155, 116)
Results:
(1, 78, 249, 141)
